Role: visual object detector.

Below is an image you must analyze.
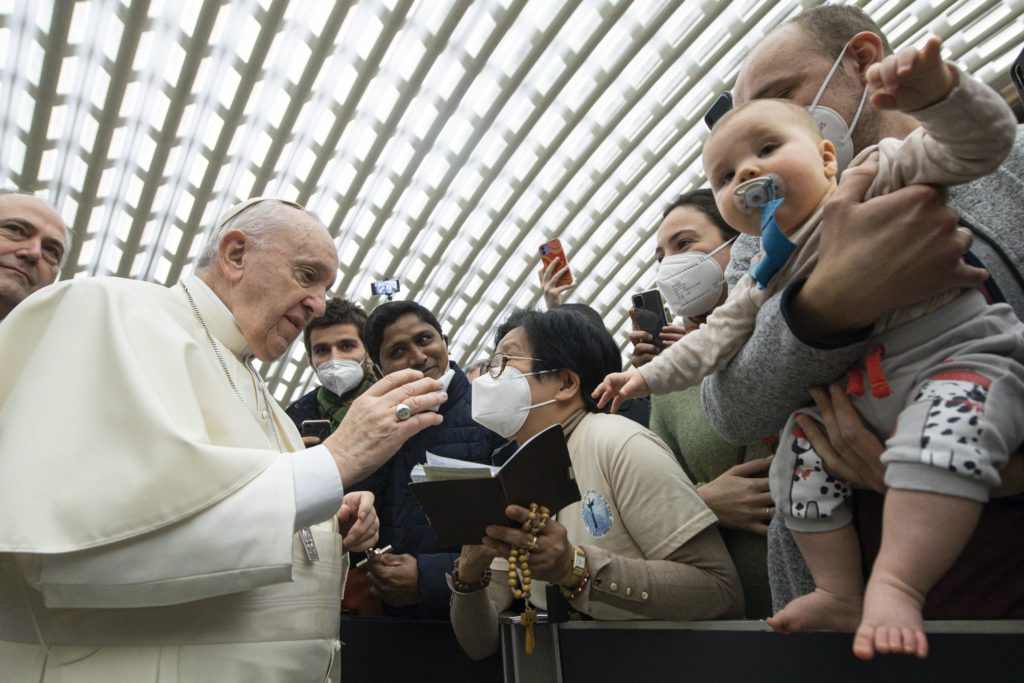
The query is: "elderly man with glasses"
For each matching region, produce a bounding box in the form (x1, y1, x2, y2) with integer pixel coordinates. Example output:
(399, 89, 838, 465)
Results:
(0, 198, 446, 682)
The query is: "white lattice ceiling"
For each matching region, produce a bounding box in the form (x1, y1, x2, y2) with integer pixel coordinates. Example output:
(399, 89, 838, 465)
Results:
(1, 0, 1021, 403)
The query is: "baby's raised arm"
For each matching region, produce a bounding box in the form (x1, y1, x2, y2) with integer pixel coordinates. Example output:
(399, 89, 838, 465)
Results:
(863, 36, 1017, 191)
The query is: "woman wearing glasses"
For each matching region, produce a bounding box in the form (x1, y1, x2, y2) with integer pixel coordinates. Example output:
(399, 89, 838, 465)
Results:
(450, 308, 743, 659)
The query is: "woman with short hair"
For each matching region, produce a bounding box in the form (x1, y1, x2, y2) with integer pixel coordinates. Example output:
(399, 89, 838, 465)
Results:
(450, 308, 742, 660)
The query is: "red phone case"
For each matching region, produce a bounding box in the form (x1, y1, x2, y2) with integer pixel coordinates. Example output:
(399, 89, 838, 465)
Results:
(539, 239, 573, 287)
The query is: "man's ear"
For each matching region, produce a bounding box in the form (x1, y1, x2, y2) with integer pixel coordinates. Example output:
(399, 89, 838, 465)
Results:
(554, 369, 581, 401)
(819, 139, 839, 179)
(218, 229, 248, 283)
(848, 31, 885, 82)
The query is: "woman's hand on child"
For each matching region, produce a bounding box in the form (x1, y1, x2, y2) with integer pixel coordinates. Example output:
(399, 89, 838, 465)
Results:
(866, 35, 957, 112)
(593, 368, 651, 413)
(797, 385, 1024, 498)
(795, 385, 886, 493)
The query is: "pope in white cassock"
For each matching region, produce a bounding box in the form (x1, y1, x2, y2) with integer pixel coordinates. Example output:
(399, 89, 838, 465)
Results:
(0, 198, 448, 682)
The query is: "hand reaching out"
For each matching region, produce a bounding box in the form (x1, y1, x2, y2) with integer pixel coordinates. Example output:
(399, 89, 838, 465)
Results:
(866, 36, 957, 112)
(592, 367, 651, 414)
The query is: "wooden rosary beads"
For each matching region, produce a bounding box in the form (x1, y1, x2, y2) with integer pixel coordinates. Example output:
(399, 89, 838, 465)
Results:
(508, 502, 550, 655)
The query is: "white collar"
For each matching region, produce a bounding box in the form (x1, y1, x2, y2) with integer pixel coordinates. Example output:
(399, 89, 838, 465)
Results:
(181, 275, 252, 359)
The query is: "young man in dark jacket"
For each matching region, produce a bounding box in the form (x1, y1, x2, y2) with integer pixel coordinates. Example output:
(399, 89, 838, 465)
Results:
(286, 298, 374, 436)
(352, 301, 505, 619)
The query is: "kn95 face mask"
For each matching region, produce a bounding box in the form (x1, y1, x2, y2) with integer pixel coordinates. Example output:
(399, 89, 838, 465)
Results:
(807, 39, 868, 174)
(471, 366, 557, 438)
(316, 358, 365, 396)
(656, 237, 736, 318)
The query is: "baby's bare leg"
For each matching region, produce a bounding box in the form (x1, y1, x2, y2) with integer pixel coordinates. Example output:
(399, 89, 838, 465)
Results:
(853, 489, 982, 661)
(767, 524, 863, 634)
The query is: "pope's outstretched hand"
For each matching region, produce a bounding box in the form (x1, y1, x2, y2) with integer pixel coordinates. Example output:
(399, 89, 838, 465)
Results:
(324, 369, 446, 487)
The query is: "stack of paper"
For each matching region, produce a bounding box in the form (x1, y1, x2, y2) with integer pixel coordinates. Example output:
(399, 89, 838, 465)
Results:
(410, 453, 501, 483)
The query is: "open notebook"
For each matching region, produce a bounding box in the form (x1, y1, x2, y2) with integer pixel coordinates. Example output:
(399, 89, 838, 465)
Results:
(410, 453, 500, 482)
(409, 424, 580, 547)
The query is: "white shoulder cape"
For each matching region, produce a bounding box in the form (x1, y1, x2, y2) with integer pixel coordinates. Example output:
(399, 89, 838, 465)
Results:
(0, 277, 280, 553)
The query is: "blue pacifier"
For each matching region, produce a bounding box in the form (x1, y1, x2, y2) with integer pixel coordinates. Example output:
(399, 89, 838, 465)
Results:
(735, 175, 796, 290)
(732, 174, 786, 214)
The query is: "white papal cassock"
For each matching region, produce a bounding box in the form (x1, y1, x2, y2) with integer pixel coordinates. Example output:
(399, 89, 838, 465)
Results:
(0, 275, 348, 682)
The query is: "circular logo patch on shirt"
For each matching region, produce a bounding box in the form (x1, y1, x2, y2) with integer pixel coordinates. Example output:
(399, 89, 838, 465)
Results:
(581, 488, 614, 537)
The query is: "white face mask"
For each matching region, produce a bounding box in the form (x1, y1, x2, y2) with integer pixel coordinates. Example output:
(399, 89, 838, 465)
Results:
(808, 39, 869, 174)
(471, 366, 557, 439)
(656, 237, 736, 318)
(315, 358, 365, 397)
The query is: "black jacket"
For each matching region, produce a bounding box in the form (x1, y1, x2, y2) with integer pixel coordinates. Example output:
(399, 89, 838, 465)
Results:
(348, 361, 505, 619)
(285, 387, 321, 429)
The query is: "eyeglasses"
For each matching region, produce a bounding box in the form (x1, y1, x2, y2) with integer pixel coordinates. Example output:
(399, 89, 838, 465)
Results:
(485, 353, 551, 379)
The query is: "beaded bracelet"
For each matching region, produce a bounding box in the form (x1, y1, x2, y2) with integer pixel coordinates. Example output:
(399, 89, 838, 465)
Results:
(451, 558, 491, 593)
(559, 570, 590, 601)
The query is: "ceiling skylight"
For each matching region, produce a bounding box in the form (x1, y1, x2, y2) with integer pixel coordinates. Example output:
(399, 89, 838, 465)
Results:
(0, 0, 1020, 403)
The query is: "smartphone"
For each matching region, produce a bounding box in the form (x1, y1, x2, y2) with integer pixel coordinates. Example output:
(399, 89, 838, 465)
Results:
(1012, 46, 1024, 103)
(539, 238, 573, 287)
(301, 419, 332, 442)
(370, 279, 400, 297)
(632, 290, 668, 350)
(704, 91, 733, 130)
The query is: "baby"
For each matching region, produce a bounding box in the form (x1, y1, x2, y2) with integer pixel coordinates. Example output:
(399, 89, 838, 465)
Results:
(594, 37, 1024, 660)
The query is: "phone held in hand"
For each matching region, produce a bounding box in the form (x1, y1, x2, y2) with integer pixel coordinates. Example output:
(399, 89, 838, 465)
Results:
(539, 238, 573, 287)
(370, 279, 400, 297)
(704, 91, 733, 130)
(301, 419, 332, 442)
(632, 290, 668, 350)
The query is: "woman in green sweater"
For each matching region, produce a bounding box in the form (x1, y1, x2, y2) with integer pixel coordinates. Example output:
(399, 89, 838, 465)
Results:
(634, 189, 774, 618)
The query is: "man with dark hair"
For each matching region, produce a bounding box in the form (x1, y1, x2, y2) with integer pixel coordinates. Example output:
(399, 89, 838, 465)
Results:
(0, 191, 67, 321)
(704, 3, 1024, 624)
(353, 300, 505, 619)
(361, 300, 444, 372)
(287, 298, 374, 438)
